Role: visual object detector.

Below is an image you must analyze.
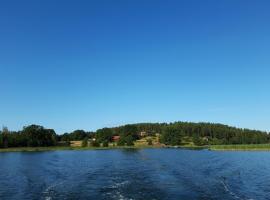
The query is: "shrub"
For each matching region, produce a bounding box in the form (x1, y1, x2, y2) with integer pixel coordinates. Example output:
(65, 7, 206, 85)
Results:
(82, 138, 88, 147)
(147, 139, 153, 145)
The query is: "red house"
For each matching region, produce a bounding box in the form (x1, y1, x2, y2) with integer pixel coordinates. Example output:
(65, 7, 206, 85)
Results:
(112, 136, 120, 142)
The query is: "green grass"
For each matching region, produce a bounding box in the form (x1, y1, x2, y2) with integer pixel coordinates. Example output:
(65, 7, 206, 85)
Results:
(0, 145, 205, 153)
(210, 144, 270, 151)
(3, 143, 270, 152)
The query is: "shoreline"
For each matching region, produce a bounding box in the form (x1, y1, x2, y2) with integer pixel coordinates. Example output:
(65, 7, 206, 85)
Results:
(0, 145, 204, 153)
(0, 146, 164, 153)
(2, 144, 270, 152)
(209, 144, 270, 151)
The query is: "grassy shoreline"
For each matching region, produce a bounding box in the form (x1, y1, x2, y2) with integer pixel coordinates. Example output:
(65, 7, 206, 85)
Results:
(0, 145, 205, 152)
(210, 144, 270, 151)
(0, 145, 164, 153)
(2, 144, 270, 152)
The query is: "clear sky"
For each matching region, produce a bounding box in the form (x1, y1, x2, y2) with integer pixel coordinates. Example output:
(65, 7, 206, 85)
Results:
(0, 0, 269, 134)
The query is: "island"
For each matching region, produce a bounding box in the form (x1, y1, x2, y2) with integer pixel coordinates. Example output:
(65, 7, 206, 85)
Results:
(0, 122, 269, 152)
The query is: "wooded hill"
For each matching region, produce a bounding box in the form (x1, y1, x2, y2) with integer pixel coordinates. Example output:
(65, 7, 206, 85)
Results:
(0, 122, 269, 148)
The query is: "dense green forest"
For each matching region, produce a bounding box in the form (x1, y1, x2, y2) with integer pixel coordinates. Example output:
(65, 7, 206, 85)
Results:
(0, 125, 57, 148)
(0, 122, 269, 148)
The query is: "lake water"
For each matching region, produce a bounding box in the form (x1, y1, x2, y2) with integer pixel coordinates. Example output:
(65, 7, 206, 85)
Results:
(0, 149, 270, 200)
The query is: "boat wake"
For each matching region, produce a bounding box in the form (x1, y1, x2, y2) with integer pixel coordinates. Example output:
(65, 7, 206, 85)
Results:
(103, 180, 134, 200)
(42, 181, 65, 200)
(220, 177, 254, 200)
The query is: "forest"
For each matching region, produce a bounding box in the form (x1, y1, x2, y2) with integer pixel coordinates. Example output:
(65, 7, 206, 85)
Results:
(0, 122, 269, 148)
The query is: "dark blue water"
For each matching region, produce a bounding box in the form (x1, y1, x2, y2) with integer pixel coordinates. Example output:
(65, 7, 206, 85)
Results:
(0, 149, 270, 200)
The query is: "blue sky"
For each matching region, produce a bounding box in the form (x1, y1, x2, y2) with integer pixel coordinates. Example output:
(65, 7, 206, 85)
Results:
(0, 0, 269, 133)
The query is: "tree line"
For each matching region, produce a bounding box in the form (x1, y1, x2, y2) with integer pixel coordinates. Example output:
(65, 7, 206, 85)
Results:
(0, 122, 269, 148)
(0, 125, 57, 148)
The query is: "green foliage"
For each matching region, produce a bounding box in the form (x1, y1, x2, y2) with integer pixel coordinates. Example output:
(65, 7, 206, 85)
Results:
(116, 136, 135, 146)
(82, 138, 88, 147)
(68, 130, 87, 141)
(113, 123, 165, 137)
(192, 135, 203, 146)
(2, 126, 9, 148)
(96, 128, 113, 143)
(117, 137, 126, 146)
(0, 125, 57, 148)
(117, 125, 138, 139)
(22, 125, 57, 147)
(59, 130, 94, 142)
(102, 141, 109, 147)
(0, 121, 269, 149)
(0, 134, 3, 148)
(90, 140, 100, 147)
(147, 139, 153, 145)
(60, 133, 71, 141)
(114, 124, 138, 146)
(125, 135, 134, 146)
(160, 126, 182, 146)
(211, 144, 270, 150)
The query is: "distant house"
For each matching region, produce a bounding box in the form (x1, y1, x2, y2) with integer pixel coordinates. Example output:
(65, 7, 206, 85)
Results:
(112, 136, 120, 142)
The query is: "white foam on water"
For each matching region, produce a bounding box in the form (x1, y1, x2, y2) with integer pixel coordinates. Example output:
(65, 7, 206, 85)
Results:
(104, 180, 134, 200)
(221, 179, 254, 200)
(113, 191, 134, 200)
(42, 181, 65, 200)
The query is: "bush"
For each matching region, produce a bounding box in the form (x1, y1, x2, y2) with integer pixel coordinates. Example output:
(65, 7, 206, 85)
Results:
(82, 138, 88, 147)
(147, 139, 153, 145)
(117, 136, 134, 146)
(117, 138, 126, 146)
(90, 140, 100, 147)
(125, 135, 134, 146)
(103, 141, 109, 147)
